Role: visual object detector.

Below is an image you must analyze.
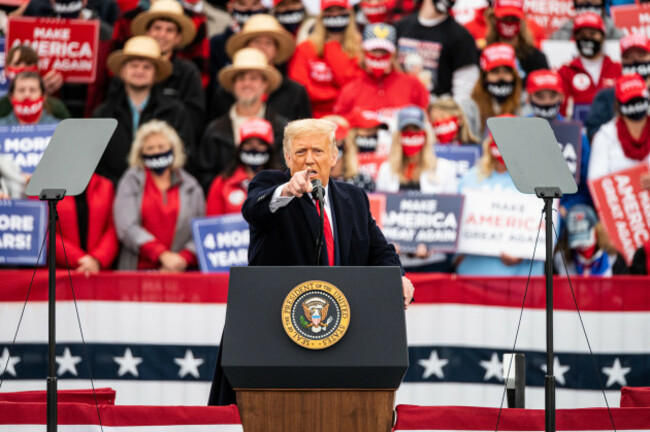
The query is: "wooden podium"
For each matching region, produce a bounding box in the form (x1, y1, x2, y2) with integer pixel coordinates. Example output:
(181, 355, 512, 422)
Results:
(222, 267, 408, 432)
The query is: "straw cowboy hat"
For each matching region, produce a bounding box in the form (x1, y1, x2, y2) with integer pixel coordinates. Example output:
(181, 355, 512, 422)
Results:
(131, 0, 197, 48)
(218, 47, 282, 93)
(226, 14, 296, 65)
(107, 36, 173, 82)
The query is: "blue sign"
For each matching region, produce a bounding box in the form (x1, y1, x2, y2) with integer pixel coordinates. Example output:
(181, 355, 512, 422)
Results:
(0, 38, 8, 97)
(382, 192, 464, 253)
(434, 144, 482, 182)
(551, 120, 582, 184)
(0, 199, 47, 266)
(572, 104, 590, 125)
(0, 123, 58, 175)
(191, 213, 249, 273)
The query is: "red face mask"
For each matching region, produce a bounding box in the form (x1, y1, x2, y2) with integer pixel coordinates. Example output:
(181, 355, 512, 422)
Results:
(5, 65, 39, 80)
(401, 130, 426, 157)
(360, 0, 389, 24)
(432, 117, 460, 144)
(496, 18, 521, 39)
(489, 140, 505, 165)
(365, 51, 392, 80)
(12, 96, 44, 124)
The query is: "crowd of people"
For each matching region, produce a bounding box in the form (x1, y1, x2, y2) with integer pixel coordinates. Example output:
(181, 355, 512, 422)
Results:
(1, 0, 649, 277)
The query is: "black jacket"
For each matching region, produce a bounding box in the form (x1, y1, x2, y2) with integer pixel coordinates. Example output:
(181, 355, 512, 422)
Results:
(93, 87, 194, 184)
(242, 170, 402, 268)
(159, 56, 206, 143)
(209, 77, 313, 122)
(190, 107, 288, 191)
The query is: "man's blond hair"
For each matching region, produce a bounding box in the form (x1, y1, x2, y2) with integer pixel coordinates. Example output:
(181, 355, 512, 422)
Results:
(283, 118, 337, 156)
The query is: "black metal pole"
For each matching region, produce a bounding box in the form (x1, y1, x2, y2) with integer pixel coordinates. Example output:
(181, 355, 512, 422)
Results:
(544, 196, 555, 432)
(47, 199, 58, 432)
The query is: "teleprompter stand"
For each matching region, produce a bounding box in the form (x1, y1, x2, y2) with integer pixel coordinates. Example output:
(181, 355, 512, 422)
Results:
(25, 119, 117, 432)
(487, 117, 577, 432)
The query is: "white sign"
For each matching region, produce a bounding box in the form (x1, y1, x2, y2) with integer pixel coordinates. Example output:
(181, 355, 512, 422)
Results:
(456, 190, 556, 260)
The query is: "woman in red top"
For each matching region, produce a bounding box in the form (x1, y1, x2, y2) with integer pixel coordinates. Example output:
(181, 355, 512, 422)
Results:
(333, 23, 429, 121)
(114, 120, 205, 272)
(288, 0, 362, 118)
(55, 174, 119, 273)
(558, 12, 621, 121)
(206, 118, 282, 216)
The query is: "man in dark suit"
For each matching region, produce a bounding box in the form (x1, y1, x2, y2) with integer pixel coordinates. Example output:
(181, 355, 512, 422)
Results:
(208, 118, 414, 406)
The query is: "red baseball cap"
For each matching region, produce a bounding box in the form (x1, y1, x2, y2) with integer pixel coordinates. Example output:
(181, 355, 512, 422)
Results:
(239, 118, 274, 145)
(620, 33, 650, 55)
(615, 74, 649, 103)
(526, 69, 564, 95)
(573, 12, 605, 34)
(321, 0, 349, 11)
(493, 0, 524, 19)
(480, 43, 516, 72)
(347, 107, 388, 129)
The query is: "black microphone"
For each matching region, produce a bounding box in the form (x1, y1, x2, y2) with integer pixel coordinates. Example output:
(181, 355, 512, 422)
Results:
(311, 179, 325, 201)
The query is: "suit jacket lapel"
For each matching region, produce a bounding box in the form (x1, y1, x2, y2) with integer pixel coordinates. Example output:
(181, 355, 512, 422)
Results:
(329, 180, 352, 266)
(298, 194, 320, 248)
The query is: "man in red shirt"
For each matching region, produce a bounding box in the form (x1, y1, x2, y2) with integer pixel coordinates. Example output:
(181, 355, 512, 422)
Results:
(557, 12, 621, 122)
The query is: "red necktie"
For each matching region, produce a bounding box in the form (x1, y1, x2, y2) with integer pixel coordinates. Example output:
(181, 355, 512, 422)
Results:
(315, 200, 335, 266)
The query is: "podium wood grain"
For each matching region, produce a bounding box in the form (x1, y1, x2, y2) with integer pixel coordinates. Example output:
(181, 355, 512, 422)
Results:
(236, 389, 395, 432)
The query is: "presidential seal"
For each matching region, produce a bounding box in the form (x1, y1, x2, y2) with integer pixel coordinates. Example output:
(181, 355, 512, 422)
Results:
(281, 280, 350, 350)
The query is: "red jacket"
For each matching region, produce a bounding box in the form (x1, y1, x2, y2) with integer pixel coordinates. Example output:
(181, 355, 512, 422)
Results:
(206, 165, 251, 216)
(333, 70, 429, 118)
(558, 55, 621, 117)
(289, 40, 363, 118)
(55, 174, 118, 269)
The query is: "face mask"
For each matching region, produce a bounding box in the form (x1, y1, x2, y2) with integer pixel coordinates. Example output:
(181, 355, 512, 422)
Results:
(360, 0, 389, 24)
(623, 61, 650, 81)
(401, 130, 426, 157)
(11, 96, 44, 124)
(620, 96, 650, 121)
(355, 134, 378, 152)
(365, 51, 392, 79)
(489, 140, 505, 165)
(496, 19, 521, 39)
(433, 0, 454, 15)
(531, 101, 561, 122)
(576, 38, 602, 59)
(275, 8, 305, 34)
(573, 1, 603, 16)
(240, 149, 270, 172)
(232, 8, 267, 26)
(484, 79, 514, 103)
(432, 117, 460, 144)
(143, 149, 174, 175)
(5, 65, 39, 80)
(322, 14, 350, 32)
(53, 0, 83, 18)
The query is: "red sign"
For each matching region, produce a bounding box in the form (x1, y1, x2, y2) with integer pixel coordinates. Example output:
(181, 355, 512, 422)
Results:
(523, 0, 574, 38)
(6, 17, 99, 83)
(368, 193, 386, 229)
(588, 163, 650, 264)
(357, 152, 388, 181)
(611, 4, 650, 37)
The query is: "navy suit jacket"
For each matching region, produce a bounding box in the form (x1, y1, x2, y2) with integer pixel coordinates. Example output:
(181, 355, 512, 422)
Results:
(242, 170, 402, 269)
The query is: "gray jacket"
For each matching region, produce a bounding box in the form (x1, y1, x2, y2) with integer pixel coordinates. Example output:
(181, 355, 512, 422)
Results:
(113, 167, 205, 270)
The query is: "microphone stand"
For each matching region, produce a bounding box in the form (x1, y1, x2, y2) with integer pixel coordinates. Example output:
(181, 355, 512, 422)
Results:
(314, 198, 325, 266)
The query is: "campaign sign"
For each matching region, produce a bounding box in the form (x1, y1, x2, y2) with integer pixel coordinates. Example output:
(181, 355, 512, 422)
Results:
(0, 123, 58, 174)
(381, 192, 464, 253)
(368, 193, 386, 229)
(0, 38, 8, 98)
(523, 0, 574, 38)
(0, 199, 47, 266)
(434, 144, 481, 183)
(611, 4, 650, 37)
(192, 213, 249, 273)
(6, 17, 99, 83)
(456, 190, 554, 261)
(550, 120, 582, 183)
(588, 163, 650, 265)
